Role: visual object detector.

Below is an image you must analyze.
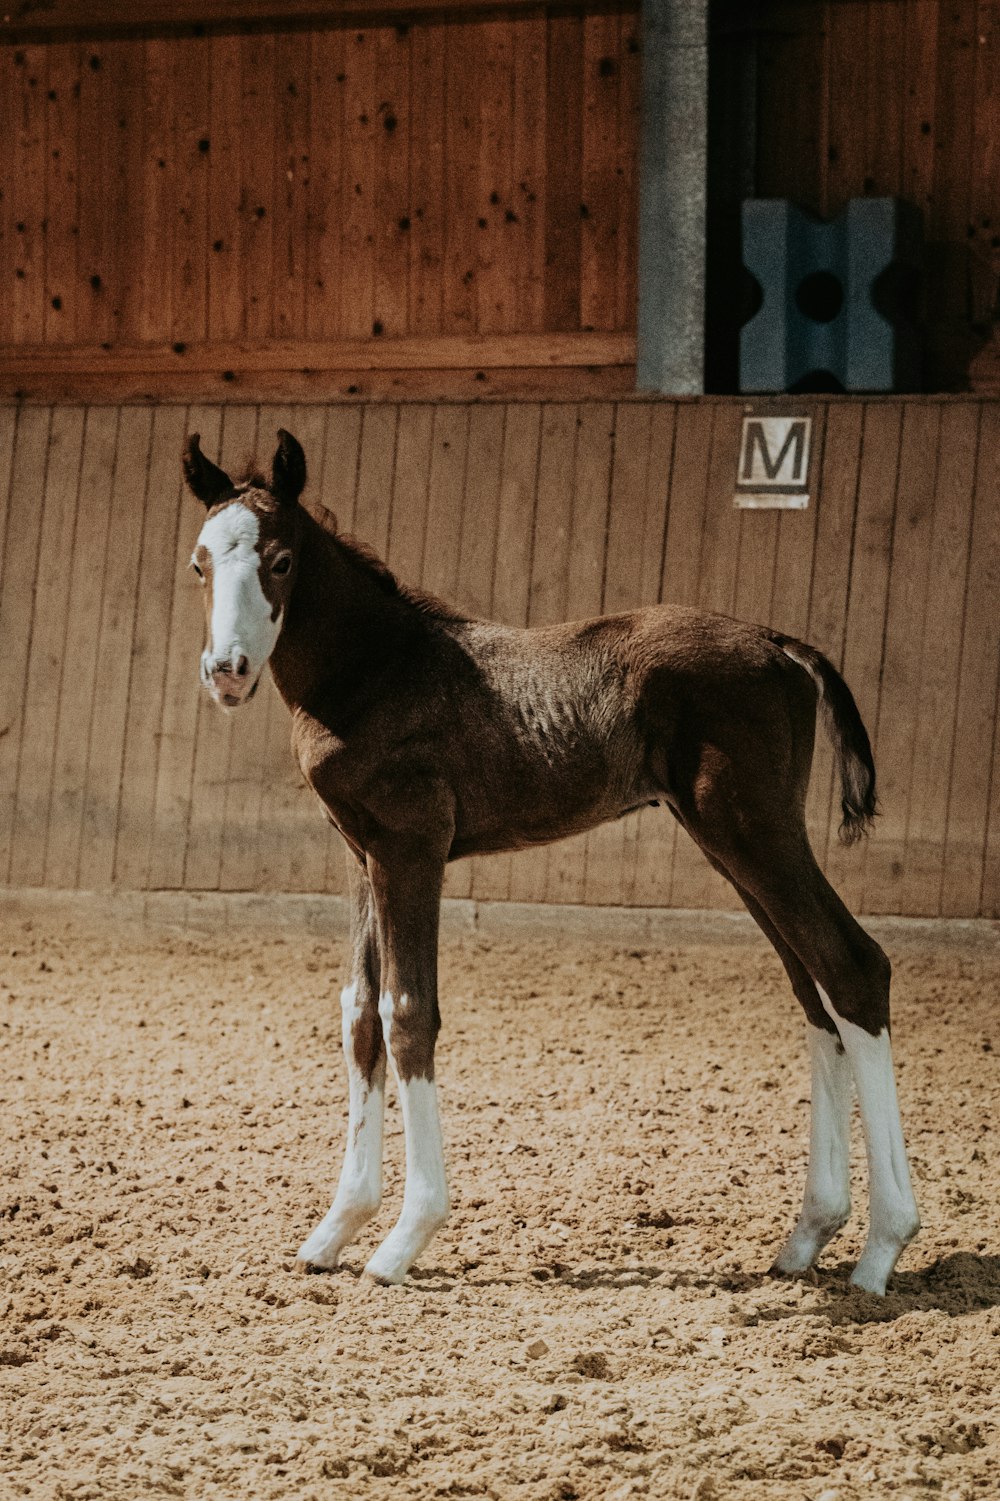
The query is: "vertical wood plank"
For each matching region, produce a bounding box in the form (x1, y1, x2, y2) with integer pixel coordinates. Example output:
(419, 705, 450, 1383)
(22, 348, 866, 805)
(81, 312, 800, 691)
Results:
(580, 10, 621, 332)
(113, 405, 189, 889)
(616, 8, 641, 332)
(543, 11, 583, 330)
(943, 401, 1000, 915)
(372, 23, 411, 338)
(420, 404, 469, 607)
(898, 403, 979, 915)
(862, 403, 940, 914)
(8, 408, 83, 886)
(0, 46, 17, 347)
(867, 0, 906, 196)
(137, 37, 176, 342)
(10, 45, 48, 345)
(147, 404, 222, 889)
(240, 32, 276, 339)
(386, 402, 435, 580)
(340, 26, 377, 338)
(307, 25, 346, 340)
(474, 16, 516, 335)
(77, 406, 154, 889)
(408, 15, 446, 335)
(511, 6, 547, 334)
(272, 28, 311, 341)
(0, 409, 52, 881)
(755, 0, 828, 213)
(352, 403, 398, 555)
(0, 408, 18, 588)
(207, 33, 244, 341)
(825, 0, 868, 215)
(316, 404, 364, 534)
(43, 43, 80, 344)
(902, 0, 939, 224)
(172, 34, 211, 346)
(43, 408, 119, 887)
(442, 16, 478, 333)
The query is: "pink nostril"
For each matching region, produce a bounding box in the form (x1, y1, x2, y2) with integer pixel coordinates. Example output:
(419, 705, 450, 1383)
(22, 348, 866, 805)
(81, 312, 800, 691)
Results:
(235, 655, 249, 678)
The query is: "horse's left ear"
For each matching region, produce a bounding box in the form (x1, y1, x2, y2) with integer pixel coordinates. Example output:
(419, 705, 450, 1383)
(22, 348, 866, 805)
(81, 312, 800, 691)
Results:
(271, 429, 307, 505)
(182, 433, 235, 508)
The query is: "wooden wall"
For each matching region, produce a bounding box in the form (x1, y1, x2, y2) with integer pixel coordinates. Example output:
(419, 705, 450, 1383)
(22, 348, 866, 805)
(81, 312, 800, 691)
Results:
(0, 3, 640, 401)
(2, 395, 999, 917)
(709, 0, 1000, 394)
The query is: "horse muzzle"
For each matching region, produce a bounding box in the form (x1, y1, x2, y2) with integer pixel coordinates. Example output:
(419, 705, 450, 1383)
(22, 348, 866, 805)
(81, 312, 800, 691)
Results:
(201, 650, 260, 709)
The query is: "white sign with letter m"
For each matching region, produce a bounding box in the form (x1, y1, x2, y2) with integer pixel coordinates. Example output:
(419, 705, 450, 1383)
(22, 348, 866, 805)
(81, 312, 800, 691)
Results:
(734, 415, 812, 509)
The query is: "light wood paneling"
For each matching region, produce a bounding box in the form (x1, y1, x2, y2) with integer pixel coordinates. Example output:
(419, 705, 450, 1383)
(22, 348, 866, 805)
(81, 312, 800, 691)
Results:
(2, 396, 999, 920)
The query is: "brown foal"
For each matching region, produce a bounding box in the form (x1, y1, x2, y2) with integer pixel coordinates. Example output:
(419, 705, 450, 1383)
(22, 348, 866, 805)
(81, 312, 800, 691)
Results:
(182, 427, 919, 1293)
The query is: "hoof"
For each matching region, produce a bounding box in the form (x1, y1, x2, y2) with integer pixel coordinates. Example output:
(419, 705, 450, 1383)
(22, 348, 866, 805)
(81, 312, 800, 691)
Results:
(361, 1260, 406, 1288)
(295, 1255, 336, 1275)
(848, 1266, 888, 1297)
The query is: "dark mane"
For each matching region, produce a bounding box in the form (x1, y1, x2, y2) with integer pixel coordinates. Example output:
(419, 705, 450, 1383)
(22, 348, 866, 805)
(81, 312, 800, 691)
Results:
(330, 524, 469, 624)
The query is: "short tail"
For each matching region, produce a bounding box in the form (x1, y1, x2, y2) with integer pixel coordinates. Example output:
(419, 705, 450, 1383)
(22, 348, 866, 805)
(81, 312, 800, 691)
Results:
(772, 634, 878, 845)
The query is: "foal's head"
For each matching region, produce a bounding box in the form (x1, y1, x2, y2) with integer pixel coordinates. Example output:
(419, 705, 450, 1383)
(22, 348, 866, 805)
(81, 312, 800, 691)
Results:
(182, 428, 306, 709)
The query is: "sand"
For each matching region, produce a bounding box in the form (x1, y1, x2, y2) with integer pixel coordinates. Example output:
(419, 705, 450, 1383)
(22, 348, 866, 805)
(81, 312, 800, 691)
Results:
(1, 904, 998, 1500)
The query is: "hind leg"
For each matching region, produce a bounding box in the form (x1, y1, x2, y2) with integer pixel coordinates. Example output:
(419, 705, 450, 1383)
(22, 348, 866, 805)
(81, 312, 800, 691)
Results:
(704, 861, 853, 1275)
(733, 861, 917, 1293)
(683, 787, 919, 1294)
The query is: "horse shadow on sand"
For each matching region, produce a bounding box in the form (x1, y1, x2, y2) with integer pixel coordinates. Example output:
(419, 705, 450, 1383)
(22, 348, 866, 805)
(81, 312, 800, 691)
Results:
(404, 1251, 1000, 1322)
(690, 1250, 1000, 1324)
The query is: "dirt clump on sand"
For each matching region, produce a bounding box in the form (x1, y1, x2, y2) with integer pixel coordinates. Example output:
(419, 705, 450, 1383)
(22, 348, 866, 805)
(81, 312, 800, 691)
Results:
(1, 910, 998, 1499)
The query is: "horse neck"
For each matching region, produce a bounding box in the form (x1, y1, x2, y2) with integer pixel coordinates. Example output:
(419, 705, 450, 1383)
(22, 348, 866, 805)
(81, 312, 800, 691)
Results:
(268, 509, 413, 715)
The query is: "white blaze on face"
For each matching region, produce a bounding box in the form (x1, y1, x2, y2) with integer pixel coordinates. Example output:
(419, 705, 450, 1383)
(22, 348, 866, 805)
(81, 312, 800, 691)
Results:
(198, 503, 281, 687)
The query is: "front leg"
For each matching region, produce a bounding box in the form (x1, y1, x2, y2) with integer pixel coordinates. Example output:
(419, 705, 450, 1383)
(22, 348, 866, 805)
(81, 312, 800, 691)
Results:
(297, 856, 386, 1270)
(363, 850, 450, 1286)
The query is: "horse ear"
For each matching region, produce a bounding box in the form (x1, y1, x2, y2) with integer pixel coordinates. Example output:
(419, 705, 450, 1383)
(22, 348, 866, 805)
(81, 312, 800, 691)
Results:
(182, 433, 234, 507)
(271, 428, 307, 505)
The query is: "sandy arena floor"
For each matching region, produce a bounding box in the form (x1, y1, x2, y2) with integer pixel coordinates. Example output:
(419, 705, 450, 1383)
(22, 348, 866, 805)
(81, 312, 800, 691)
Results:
(1, 903, 998, 1500)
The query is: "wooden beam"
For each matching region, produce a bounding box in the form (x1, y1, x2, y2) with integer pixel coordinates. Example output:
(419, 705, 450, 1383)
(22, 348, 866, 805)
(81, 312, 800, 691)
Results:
(0, 364, 638, 405)
(0, 332, 635, 374)
(2, 1, 634, 38)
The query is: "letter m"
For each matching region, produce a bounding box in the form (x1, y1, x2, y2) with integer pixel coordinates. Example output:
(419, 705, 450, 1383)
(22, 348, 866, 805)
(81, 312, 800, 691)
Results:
(740, 418, 808, 485)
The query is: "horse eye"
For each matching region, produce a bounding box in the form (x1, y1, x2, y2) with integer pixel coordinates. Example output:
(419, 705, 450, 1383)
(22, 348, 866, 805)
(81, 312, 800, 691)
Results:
(190, 559, 204, 581)
(272, 554, 292, 576)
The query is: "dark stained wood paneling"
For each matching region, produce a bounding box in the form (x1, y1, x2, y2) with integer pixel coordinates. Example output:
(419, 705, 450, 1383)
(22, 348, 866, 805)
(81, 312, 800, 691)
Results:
(0, 6, 641, 401)
(740, 0, 1000, 393)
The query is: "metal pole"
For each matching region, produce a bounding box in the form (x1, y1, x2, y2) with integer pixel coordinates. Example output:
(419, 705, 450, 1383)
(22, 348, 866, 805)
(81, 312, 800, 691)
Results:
(636, 0, 709, 394)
